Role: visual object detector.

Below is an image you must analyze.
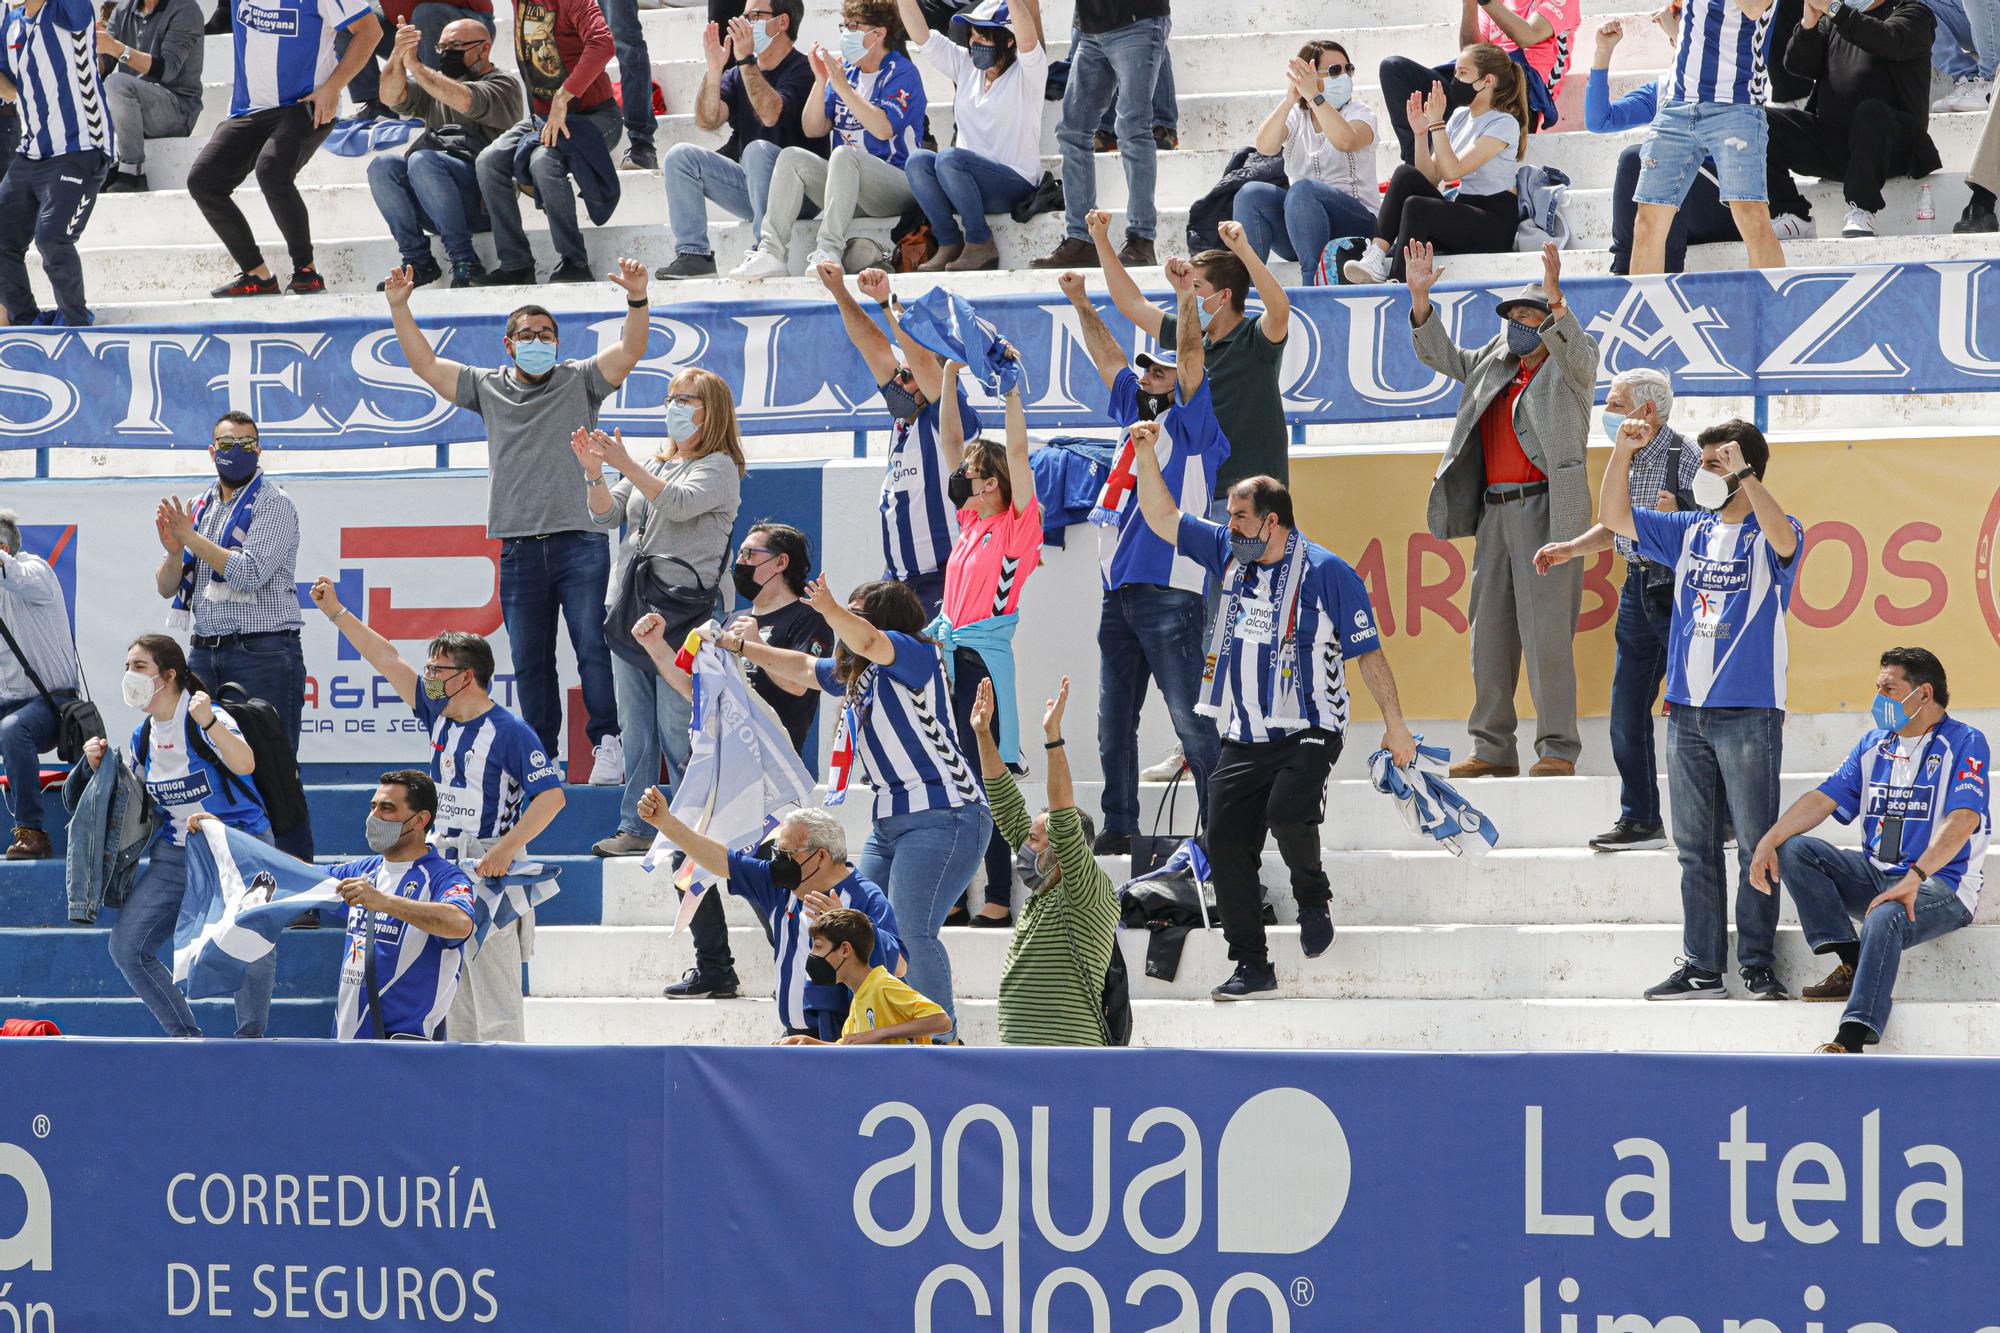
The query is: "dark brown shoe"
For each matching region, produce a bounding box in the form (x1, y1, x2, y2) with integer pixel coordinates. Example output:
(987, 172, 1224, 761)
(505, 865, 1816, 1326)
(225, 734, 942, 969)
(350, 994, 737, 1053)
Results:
(1093, 130, 1117, 153)
(1801, 961, 1855, 1001)
(1117, 234, 1156, 267)
(1447, 757, 1519, 779)
(1152, 125, 1179, 151)
(1030, 236, 1098, 270)
(5, 827, 51, 860)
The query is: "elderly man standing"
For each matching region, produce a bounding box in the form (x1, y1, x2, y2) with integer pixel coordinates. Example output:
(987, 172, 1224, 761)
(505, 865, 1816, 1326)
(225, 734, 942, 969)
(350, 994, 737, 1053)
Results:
(1409, 240, 1594, 779)
(1534, 368, 1701, 848)
(0, 510, 80, 861)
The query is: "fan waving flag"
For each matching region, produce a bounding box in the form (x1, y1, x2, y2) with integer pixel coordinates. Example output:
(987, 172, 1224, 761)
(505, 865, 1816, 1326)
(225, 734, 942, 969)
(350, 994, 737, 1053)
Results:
(1089, 431, 1140, 527)
(1367, 738, 1500, 857)
(174, 821, 344, 999)
(896, 287, 1024, 397)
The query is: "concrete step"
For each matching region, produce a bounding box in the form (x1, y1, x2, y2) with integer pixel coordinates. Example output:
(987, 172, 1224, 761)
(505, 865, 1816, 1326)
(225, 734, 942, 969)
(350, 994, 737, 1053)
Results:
(0, 925, 341, 997)
(301, 780, 624, 857)
(0, 995, 335, 1037)
(520, 993, 2000, 1054)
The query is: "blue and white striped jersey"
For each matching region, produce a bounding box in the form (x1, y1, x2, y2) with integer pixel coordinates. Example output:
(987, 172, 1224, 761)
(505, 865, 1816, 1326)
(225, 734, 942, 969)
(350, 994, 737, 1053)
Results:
(879, 385, 978, 582)
(1633, 508, 1802, 711)
(1818, 718, 1992, 913)
(815, 632, 985, 819)
(1102, 370, 1230, 595)
(725, 853, 903, 1032)
(227, 0, 370, 117)
(1, 0, 113, 159)
(326, 850, 476, 1040)
(1666, 0, 1771, 105)
(411, 694, 564, 854)
(129, 696, 270, 846)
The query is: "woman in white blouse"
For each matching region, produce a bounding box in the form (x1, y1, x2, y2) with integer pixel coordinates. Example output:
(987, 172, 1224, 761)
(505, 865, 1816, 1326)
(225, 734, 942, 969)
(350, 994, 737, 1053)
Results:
(1232, 40, 1381, 270)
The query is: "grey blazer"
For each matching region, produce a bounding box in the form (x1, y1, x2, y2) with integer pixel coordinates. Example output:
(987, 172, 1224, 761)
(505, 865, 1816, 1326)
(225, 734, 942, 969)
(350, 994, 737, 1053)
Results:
(1413, 304, 1599, 544)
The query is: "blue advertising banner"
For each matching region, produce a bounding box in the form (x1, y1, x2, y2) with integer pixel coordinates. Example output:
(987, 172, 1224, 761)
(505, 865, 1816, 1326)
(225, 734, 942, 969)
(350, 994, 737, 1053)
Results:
(1, 1042, 1995, 1331)
(1, 261, 1997, 451)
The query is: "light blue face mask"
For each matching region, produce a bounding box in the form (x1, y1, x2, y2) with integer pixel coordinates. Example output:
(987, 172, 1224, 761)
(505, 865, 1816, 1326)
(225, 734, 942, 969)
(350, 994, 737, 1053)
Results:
(1321, 72, 1353, 107)
(839, 28, 868, 63)
(1599, 410, 1626, 443)
(1196, 291, 1219, 331)
(513, 338, 558, 377)
(750, 17, 775, 56)
(665, 399, 698, 443)
(1872, 685, 1922, 732)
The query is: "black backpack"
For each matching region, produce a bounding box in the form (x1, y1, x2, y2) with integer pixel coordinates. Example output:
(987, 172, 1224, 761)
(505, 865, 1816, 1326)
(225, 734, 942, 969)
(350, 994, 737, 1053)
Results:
(134, 687, 310, 837)
(1101, 947, 1133, 1047)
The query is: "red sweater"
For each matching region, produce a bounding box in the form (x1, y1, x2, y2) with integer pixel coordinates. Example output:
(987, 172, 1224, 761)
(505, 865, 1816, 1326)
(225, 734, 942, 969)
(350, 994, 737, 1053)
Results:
(511, 0, 615, 114)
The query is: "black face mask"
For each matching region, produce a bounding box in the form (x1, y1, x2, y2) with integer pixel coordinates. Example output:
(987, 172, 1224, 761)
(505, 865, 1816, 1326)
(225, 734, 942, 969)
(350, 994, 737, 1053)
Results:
(731, 562, 767, 601)
(769, 847, 816, 892)
(804, 949, 840, 986)
(947, 469, 975, 508)
(1136, 391, 1174, 421)
(437, 49, 471, 79)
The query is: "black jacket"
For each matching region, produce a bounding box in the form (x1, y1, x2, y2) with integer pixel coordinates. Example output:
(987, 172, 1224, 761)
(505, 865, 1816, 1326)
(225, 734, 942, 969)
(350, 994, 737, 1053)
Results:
(1786, 0, 1941, 175)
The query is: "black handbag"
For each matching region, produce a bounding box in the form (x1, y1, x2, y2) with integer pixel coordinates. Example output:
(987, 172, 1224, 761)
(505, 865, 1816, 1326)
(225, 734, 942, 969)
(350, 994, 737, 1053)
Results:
(1130, 766, 1201, 880)
(603, 551, 721, 669)
(0, 611, 103, 764)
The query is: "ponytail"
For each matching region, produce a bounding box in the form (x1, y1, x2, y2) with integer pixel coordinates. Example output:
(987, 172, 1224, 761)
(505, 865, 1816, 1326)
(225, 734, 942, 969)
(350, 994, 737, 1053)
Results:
(1464, 43, 1531, 159)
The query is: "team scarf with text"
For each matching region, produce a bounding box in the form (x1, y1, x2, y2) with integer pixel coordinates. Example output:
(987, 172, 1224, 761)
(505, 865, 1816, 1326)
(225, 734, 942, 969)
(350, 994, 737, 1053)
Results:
(1196, 528, 1308, 728)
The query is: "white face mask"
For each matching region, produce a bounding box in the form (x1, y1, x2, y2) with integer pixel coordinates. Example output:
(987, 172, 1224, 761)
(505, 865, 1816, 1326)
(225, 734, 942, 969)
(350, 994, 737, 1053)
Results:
(122, 669, 160, 709)
(1690, 467, 1735, 511)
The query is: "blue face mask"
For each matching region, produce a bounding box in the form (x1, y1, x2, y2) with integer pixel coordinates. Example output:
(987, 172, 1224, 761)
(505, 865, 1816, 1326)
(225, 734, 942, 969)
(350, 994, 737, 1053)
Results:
(839, 28, 868, 63)
(750, 17, 775, 55)
(1196, 291, 1219, 331)
(1599, 410, 1626, 443)
(1872, 686, 1922, 732)
(1505, 319, 1543, 358)
(968, 40, 1000, 70)
(513, 339, 558, 377)
(1321, 72, 1353, 107)
(665, 400, 698, 443)
(1229, 527, 1267, 564)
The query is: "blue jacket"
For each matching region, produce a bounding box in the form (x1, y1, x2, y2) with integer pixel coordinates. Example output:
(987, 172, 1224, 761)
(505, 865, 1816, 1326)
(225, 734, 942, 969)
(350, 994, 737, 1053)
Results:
(62, 746, 158, 924)
(1030, 437, 1117, 548)
(513, 112, 622, 225)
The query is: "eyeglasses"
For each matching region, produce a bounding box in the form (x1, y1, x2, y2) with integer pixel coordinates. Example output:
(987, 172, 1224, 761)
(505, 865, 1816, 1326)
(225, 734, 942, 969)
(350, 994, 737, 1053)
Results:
(422, 662, 467, 679)
(212, 436, 258, 451)
(666, 392, 701, 406)
(742, 7, 775, 17)
(438, 39, 485, 53)
(510, 330, 558, 343)
(739, 546, 777, 562)
(775, 846, 819, 864)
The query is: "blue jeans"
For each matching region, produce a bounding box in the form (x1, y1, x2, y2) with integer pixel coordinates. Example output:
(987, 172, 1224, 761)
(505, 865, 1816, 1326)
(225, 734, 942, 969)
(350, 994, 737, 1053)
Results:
(191, 631, 311, 861)
(1636, 100, 1770, 206)
(904, 147, 1037, 246)
(1091, 19, 1177, 134)
(498, 531, 620, 756)
(1096, 584, 1219, 835)
(367, 149, 488, 269)
(1778, 835, 1972, 1039)
(612, 635, 694, 838)
(858, 802, 993, 1040)
(1608, 563, 1673, 827)
(110, 834, 277, 1038)
(597, 0, 657, 149)
(1231, 178, 1377, 265)
(1666, 705, 1784, 974)
(1058, 16, 1167, 241)
(0, 692, 65, 831)
(663, 142, 754, 254)
(1926, 0, 2000, 80)
(477, 105, 624, 271)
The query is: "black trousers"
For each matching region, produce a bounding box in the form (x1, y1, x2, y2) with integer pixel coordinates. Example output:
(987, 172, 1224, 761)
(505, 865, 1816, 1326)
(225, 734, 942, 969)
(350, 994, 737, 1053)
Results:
(186, 104, 333, 273)
(1766, 100, 1920, 215)
(1374, 163, 1517, 279)
(1379, 55, 1476, 165)
(687, 886, 736, 978)
(1206, 728, 1341, 966)
(0, 149, 104, 325)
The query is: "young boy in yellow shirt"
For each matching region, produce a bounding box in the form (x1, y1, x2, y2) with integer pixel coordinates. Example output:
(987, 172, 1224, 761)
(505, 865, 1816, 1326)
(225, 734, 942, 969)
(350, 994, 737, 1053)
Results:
(778, 908, 952, 1046)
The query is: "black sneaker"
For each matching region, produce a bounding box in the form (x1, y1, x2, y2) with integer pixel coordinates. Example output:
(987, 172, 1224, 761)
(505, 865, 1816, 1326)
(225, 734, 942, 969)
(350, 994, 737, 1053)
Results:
(378, 258, 442, 291)
(1589, 820, 1668, 852)
(101, 169, 148, 193)
(450, 261, 488, 289)
(1091, 830, 1131, 856)
(473, 265, 535, 286)
(1212, 960, 1278, 1001)
(656, 252, 718, 280)
(1297, 905, 1334, 959)
(548, 257, 594, 283)
(1740, 965, 1790, 1001)
(285, 266, 326, 294)
(621, 141, 659, 170)
(662, 968, 741, 1000)
(211, 271, 279, 298)
(1643, 958, 1726, 1001)
(1954, 201, 1999, 234)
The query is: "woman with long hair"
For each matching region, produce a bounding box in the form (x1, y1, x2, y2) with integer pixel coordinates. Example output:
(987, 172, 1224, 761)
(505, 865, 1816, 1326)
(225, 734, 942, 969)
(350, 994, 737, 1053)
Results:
(1232, 39, 1381, 269)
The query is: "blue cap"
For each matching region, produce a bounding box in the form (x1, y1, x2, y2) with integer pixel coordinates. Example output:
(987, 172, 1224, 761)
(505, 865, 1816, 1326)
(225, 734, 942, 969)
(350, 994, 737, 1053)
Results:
(953, 0, 1012, 30)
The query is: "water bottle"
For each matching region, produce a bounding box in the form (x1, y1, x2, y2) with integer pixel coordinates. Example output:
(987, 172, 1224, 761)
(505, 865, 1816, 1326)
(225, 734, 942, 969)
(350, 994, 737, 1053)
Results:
(1917, 184, 1936, 224)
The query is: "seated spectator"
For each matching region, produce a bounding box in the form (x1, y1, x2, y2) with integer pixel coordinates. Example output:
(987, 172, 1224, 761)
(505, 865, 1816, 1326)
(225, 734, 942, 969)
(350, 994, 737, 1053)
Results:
(0, 509, 80, 862)
(900, 0, 1048, 272)
(342, 0, 499, 116)
(97, 0, 205, 193)
(1344, 44, 1528, 285)
(779, 908, 948, 1045)
(730, 0, 926, 280)
(1924, 0, 1995, 111)
(1232, 40, 1380, 269)
(1589, 14, 1811, 274)
(325, 770, 476, 1041)
(1379, 0, 1574, 164)
(473, 0, 619, 285)
(366, 17, 524, 289)
(1753, 648, 1990, 1053)
(1962, 91, 2000, 229)
(1766, 0, 1939, 240)
(656, 2, 827, 281)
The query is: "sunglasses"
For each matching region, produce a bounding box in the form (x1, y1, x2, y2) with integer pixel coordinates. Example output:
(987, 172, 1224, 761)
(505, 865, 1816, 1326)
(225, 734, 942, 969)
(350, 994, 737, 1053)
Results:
(212, 437, 259, 451)
(1321, 62, 1354, 76)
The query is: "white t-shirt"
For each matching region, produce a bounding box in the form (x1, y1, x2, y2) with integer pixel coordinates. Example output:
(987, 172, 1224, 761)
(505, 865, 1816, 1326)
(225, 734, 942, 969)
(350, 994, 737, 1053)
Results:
(917, 31, 1049, 186)
(1448, 106, 1521, 196)
(1281, 99, 1379, 205)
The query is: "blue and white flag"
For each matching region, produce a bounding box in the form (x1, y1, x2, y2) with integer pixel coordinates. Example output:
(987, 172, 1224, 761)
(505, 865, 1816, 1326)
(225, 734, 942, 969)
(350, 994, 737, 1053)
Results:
(174, 822, 343, 999)
(896, 288, 1024, 397)
(644, 641, 816, 935)
(1367, 738, 1500, 857)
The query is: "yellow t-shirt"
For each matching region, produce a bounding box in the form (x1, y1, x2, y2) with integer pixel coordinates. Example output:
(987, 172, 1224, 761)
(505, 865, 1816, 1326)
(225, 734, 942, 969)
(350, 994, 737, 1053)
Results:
(842, 966, 945, 1044)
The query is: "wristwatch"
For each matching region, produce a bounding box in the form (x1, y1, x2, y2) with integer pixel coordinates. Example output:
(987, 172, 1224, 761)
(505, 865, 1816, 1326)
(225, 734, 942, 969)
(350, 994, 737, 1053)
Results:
(1311, 92, 1327, 106)
(731, 53, 756, 68)
(1824, 0, 1844, 16)
(119, 43, 134, 65)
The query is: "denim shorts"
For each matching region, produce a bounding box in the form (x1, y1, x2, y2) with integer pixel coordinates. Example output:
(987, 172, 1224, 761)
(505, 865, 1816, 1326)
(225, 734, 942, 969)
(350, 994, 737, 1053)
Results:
(1634, 99, 1768, 206)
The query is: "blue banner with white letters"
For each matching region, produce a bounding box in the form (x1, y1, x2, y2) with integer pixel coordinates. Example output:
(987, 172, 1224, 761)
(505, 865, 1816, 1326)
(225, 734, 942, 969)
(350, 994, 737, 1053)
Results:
(1, 1041, 1996, 1330)
(2, 260, 1998, 450)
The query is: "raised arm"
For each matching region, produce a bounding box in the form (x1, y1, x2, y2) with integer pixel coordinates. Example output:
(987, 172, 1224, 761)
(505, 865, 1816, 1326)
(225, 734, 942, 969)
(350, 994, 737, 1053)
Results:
(1012, 0, 1042, 52)
(1127, 420, 1180, 542)
(1726, 448, 1799, 561)
(383, 269, 464, 397)
(308, 576, 419, 708)
(378, 19, 416, 105)
(1217, 220, 1288, 343)
(1039, 676, 1074, 815)
(732, 20, 789, 126)
(595, 260, 653, 386)
(1087, 210, 1166, 340)
(1058, 273, 1128, 393)
(894, 0, 932, 45)
(1253, 86, 1293, 157)
(695, 22, 730, 130)
(1405, 243, 1474, 382)
(800, 43, 832, 137)
(1597, 421, 1647, 540)
(1002, 373, 1031, 518)
(821, 264, 903, 386)
(803, 575, 897, 665)
(1163, 259, 1207, 399)
(636, 787, 732, 877)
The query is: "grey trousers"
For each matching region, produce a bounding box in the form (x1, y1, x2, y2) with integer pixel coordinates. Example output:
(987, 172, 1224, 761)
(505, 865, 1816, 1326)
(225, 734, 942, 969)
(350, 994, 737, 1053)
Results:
(761, 142, 914, 264)
(104, 72, 199, 168)
(448, 915, 527, 1043)
(1466, 491, 1582, 766)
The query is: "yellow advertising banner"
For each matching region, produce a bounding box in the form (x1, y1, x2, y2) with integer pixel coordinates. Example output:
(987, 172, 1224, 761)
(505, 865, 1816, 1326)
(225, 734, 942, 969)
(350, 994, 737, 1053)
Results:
(1293, 435, 2000, 720)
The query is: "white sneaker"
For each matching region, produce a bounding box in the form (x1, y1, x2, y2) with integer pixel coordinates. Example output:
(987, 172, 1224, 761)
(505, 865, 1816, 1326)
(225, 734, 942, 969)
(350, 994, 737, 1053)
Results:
(1932, 76, 1973, 113)
(589, 734, 626, 785)
(727, 247, 788, 281)
(1341, 246, 1394, 285)
(1771, 212, 1814, 241)
(1840, 207, 1876, 238)
(805, 248, 843, 270)
(1140, 745, 1188, 783)
(1945, 76, 1994, 112)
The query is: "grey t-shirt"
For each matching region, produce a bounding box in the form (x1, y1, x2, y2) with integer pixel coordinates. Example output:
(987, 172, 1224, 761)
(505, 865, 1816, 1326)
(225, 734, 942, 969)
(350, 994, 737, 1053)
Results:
(1449, 107, 1521, 197)
(592, 452, 743, 601)
(454, 359, 615, 539)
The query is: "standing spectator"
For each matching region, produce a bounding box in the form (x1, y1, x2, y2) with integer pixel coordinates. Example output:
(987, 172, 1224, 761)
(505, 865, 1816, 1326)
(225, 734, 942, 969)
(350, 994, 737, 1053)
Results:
(152, 412, 313, 860)
(1029, 0, 1168, 269)
(0, 0, 114, 327)
(778, 907, 949, 1044)
(1596, 420, 1802, 1001)
(383, 263, 651, 782)
(1961, 86, 2000, 229)
(188, 0, 380, 298)
(1343, 44, 1528, 285)
(656, 2, 827, 280)
(733, 576, 993, 1041)
(1056, 266, 1224, 855)
(1131, 428, 1418, 999)
(1755, 648, 1990, 1052)
(818, 265, 980, 617)
(97, 0, 203, 193)
(1924, 0, 1996, 110)
(1090, 18, 1176, 152)
(1531, 369, 1698, 851)
(1630, 0, 1785, 274)
(473, 0, 618, 284)
(0, 510, 79, 862)
(599, 0, 656, 170)
(1379, 0, 1575, 164)
(574, 368, 745, 858)
(309, 584, 568, 1041)
(729, 0, 926, 280)
(1766, 0, 1939, 239)
(1408, 242, 1592, 779)
(88, 636, 276, 1038)
(1233, 41, 1380, 270)
(367, 17, 524, 289)
(899, 0, 1047, 272)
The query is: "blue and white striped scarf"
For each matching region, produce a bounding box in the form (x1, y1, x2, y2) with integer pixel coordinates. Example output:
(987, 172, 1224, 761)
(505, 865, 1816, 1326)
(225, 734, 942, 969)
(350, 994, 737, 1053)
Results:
(1367, 738, 1500, 858)
(168, 474, 265, 631)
